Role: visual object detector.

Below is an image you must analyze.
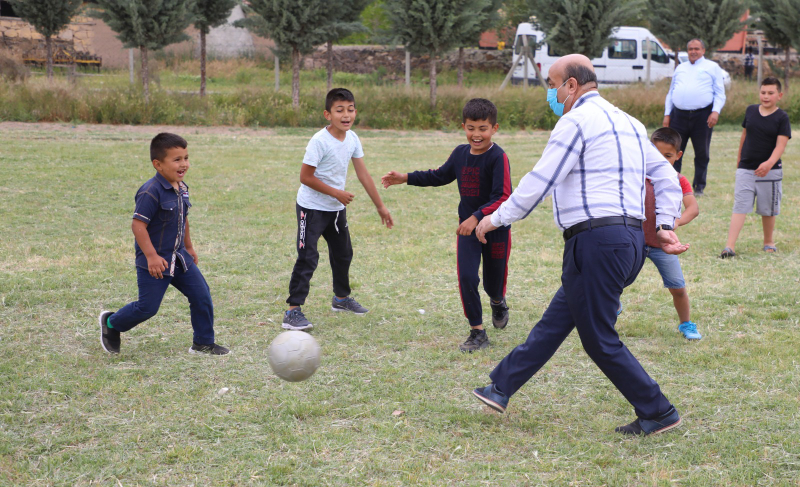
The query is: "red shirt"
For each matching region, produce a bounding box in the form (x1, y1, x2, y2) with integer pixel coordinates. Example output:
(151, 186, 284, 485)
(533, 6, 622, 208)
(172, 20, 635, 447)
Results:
(643, 174, 692, 247)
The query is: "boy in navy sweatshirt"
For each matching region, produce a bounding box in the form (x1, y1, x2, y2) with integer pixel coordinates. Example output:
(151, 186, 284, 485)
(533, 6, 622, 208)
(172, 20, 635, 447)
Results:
(382, 98, 512, 352)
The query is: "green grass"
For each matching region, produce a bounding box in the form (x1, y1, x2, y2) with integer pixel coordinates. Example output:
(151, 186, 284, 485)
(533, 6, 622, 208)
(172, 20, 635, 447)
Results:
(0, 124, 799, 486)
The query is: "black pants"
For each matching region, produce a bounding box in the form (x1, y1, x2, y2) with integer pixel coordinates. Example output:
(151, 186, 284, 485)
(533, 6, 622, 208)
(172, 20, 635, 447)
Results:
(670, 105, 713, 192)
(489, 224, 673, 420)
(287, 204, 352, 306)
(457, 227, 511, 327)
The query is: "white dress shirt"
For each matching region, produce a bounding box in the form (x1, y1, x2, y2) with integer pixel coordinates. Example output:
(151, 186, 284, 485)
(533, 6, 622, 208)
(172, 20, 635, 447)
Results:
(664, 56, 726, 114)
(491, 92, 683, 231)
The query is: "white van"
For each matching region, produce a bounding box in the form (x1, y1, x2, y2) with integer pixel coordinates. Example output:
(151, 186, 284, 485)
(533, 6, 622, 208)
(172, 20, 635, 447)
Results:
(511, 24, 673, 85)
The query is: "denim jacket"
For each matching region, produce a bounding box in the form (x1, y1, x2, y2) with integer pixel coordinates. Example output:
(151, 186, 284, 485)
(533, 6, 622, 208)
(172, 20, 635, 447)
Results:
(132, 172, 193, 276)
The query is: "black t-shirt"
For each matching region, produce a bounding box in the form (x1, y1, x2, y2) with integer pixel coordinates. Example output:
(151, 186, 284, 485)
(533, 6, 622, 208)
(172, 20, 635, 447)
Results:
(739, 104, 791, 170)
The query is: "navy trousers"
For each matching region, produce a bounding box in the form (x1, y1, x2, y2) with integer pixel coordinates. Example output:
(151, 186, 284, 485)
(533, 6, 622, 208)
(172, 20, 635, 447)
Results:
(109, 264, 215, 345)
(457, 227, 511, 327)
(489, 224, 673, 420)
(670, 105, 713, 192)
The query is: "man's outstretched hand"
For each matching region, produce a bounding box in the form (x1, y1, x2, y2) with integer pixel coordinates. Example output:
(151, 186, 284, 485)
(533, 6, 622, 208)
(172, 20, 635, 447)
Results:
(658, 229, 690, 255)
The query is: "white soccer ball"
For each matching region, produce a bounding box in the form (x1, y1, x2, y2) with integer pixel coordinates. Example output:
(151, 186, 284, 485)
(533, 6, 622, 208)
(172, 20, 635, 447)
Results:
(267, 331, 321, 382)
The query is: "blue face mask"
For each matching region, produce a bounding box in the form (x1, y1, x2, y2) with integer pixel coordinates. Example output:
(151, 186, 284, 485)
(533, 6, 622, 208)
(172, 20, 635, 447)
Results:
(547, 79, 571, 117)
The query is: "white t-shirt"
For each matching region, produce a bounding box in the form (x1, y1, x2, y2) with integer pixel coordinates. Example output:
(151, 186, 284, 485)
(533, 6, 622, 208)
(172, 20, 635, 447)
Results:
(296, 127, 364, 212)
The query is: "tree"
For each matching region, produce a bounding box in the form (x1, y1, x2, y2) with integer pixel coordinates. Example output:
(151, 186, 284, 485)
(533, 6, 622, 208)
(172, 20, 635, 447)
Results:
(649, 0, 746, 68)
(91, 0, 194, 101)
(244, 0, 331, 108)
(319, 0, 370, 91)
(756, 0, 800, 91)
(385, 0, 486, 108)
(193, 0, 238, 97)
(453, 0, 501, 87)
(529, 0, 639, 59)
(9, 0, 83, 80)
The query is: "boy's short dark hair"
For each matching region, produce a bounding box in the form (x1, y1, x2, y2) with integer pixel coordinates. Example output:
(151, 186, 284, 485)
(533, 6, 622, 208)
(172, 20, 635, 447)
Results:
(462, 98, 498, 125)
(762, 76, 782, 92)
(650, 127, 682, 151)
(150, 132, 187, 161)
(325, 88, 356, 111)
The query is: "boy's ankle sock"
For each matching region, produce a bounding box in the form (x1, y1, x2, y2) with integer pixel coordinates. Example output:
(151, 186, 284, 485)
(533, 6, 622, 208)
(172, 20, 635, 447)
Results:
(106, 316, 114, 329)
(334, 296, 347, 302)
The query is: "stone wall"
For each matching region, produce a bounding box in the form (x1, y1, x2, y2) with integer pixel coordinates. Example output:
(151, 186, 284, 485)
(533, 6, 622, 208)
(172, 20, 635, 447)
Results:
(0, 15, 94, 54)
(715, 52, 798, 78)
(302, 45, 513, 74)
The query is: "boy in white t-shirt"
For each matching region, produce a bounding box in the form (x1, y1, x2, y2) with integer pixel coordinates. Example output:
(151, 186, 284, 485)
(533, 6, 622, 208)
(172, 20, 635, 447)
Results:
(282, 88, 394, 331)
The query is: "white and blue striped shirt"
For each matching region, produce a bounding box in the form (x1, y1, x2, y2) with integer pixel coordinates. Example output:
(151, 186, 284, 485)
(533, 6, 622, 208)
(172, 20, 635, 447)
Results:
(664, 56, 726, 114)
(490, 92, 683, 231)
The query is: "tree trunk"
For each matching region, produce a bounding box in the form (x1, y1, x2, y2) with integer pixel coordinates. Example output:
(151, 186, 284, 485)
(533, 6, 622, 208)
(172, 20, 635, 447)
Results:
(45, 35, 53, 80)
(429, 55, 437, 110)
(141, 46, 150, 102)
(457, 47, 464, 88)
(200, 30, 207, 97)
(785, 47, 790, 93)
(674, 51, 680, 69)
(292, 46, 300, 108)
(327, 40, 333, 91)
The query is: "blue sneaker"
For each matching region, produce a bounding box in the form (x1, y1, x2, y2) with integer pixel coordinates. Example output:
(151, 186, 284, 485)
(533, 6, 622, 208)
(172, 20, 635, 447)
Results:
(472, 384, 508, 413)
(678, 321, 702, 340)
(615, 406, 682, 436)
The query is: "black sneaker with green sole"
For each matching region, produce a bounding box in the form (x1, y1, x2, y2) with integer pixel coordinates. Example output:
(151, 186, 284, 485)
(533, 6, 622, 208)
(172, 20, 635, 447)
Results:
(99, 310, 120, 354)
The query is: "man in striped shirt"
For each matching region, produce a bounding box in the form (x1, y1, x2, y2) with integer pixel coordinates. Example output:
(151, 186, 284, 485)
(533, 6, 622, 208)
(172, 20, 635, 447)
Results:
(471, 54, 689, 436)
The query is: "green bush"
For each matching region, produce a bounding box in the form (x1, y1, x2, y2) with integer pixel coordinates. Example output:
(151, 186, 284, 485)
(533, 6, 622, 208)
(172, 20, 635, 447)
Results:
(1, 77, 797, 130)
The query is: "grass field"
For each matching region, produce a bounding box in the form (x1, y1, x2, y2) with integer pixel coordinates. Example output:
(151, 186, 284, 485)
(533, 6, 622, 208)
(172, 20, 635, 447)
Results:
(1, 122, 799, 486)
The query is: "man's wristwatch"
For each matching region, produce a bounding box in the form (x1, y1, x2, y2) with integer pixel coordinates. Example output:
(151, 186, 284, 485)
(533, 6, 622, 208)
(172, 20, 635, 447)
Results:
(656, 224, 673, 232)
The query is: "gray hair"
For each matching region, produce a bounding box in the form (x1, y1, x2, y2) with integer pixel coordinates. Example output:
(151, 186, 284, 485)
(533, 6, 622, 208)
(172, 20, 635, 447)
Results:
(564, 63, 597, 86)
(687, 38, 706, 49)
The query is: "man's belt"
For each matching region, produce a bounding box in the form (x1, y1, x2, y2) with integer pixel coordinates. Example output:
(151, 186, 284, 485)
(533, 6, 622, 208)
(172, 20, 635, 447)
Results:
(563, 216, 643, 241)
(674, 104, 712, 113)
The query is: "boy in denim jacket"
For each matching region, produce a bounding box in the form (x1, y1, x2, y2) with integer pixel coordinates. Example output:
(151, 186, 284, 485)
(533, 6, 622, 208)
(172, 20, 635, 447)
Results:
(99, 133, 228, 355)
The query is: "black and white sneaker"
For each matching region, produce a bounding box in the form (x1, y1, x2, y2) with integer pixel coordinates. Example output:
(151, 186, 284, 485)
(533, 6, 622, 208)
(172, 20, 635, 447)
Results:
(459, 328, 490, 352)
(99, 310, 120, 354)
(282, 307, 314, 331)
(490, 298, 509, 329)
(189, 342, 230, 355)
(331, 296, 368, 315)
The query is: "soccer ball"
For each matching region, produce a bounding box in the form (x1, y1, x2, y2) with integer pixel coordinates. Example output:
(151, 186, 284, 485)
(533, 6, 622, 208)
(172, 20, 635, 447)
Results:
(267, 331, 321, 382)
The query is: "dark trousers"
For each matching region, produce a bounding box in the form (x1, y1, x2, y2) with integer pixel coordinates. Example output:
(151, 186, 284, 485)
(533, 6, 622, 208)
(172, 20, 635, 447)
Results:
(489, 224, 673, 420)
(670, 105, 713, 192)
(287, 204, 352, 306)
(457, 227, 511, 327)
(109, 264, 215, 345)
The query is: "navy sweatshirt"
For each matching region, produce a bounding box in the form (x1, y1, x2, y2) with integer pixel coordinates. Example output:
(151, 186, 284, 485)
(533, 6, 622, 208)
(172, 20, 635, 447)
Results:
(407, 143, 512, 223)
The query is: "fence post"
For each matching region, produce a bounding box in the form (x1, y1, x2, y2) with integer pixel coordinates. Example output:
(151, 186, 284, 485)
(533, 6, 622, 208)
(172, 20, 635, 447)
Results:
(275, 54, 280, 92)
(757, 36, 763, 86)
(522, 34, 529, 90)
(646, 38, 652, 87)
(129, 49, 134, 85)
(405, 48, 410, 87)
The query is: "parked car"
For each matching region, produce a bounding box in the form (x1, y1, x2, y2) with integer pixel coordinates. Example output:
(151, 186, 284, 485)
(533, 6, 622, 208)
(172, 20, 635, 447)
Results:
(676, 52, 732, 88)
(511, 24, 674, 85)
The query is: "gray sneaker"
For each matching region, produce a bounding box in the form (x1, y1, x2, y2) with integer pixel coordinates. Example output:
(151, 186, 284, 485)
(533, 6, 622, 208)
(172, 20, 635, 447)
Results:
(331, 296, 368, 315)
(459, 328, 490, 352)
(99, 310, 120, 354)
(282, 307, 313, 331)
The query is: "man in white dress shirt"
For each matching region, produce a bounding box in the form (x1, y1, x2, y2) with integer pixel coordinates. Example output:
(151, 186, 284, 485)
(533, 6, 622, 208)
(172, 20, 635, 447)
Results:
(471, 54, 690, 436)
(663, 39, 727, 195)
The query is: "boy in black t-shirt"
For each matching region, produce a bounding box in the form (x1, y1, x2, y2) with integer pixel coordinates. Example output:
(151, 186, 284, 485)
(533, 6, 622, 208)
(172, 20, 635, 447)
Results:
(381, 99, 512, 352)
(720, 77, 791, 258)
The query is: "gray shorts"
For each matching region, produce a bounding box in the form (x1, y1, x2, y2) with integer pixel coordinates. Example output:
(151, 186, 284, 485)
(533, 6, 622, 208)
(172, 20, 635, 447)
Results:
(733, 168, 782, 216)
